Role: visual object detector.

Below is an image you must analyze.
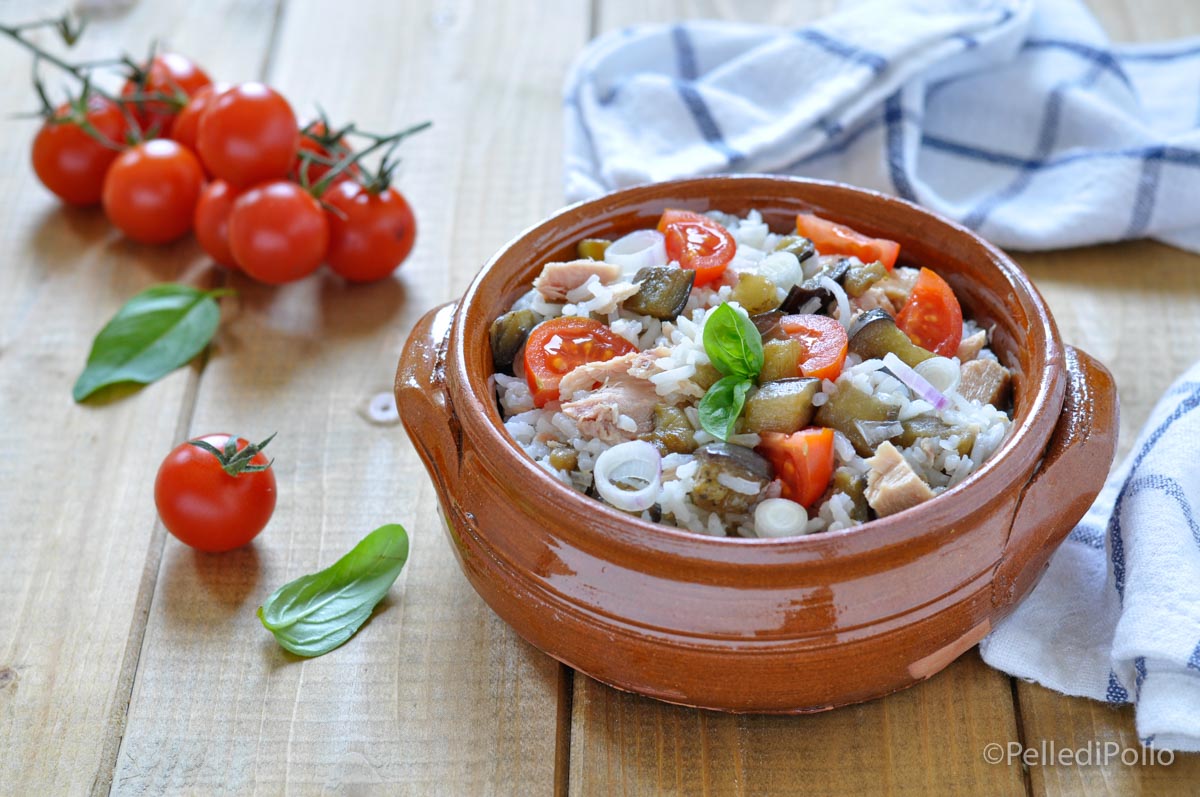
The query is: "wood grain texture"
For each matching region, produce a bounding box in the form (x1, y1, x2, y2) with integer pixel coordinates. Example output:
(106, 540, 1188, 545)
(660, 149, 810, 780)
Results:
(0, 3, 280, 795)
(111, 1, 587, 794)
(570, 651, 1026, 796)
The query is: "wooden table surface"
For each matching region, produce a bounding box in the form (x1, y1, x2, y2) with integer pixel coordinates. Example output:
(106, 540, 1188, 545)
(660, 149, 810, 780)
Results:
(2, 0, 1198, 794)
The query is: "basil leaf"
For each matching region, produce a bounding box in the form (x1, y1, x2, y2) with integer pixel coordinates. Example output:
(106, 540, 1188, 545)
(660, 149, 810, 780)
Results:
(258, 524, 409, 658)
(73, 284, 230, 402)
(698, 375, 753, 441)
(702, 303, 763, 379)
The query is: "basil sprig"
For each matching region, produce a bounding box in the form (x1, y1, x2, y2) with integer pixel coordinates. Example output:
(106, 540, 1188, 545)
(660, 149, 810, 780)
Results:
(258, 524, 409, 658)
(697, 303, 763, 441)
(73, 284, 232, 402)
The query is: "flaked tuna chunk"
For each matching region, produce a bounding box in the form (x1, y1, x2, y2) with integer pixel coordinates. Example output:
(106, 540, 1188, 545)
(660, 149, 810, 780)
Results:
(533, 259, 622, 302)
(864, 441, 935, 518)
(854, 267, 919, 316)
(958, 358, 1011, 407)
(956, 330, 987, 362)
(559, 350, 663, 445)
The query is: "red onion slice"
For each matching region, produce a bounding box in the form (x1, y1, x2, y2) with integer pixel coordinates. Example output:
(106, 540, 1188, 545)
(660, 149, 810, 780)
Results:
(883, 352, 951, 411)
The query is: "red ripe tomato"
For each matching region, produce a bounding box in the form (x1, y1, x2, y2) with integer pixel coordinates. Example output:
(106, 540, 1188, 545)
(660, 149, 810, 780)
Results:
(795, 213, 900, 271)
(154, 433, 277, 553)
(194, 180, 239, 268)
(294, 120, 359, 187)
(323, 182, 416, 282)
(523, 317, 637, 408)
(657, 209, 736, 287)
(101, 139, 204, 245)
(196, 83, 299, 187)
(757, 428, 835, 508)
(31, 96, 127, 206)
(170, 81, 229, 154)
(779, 314, 849, 381)
(228, 180, 328, 284)
(896, 267, 963, 357)
(120, 52, 212, 138)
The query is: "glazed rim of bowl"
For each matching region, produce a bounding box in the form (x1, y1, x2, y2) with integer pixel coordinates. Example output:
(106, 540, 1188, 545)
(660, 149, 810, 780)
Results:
(450, 175, 1066, 570)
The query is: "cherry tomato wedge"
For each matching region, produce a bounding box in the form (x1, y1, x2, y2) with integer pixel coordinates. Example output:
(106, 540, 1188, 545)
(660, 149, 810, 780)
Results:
(523, 317, 637, 408)
(795, 212, 900, 271)
(896, 267, 963, 357)
(657, 209, 736, 287)
(757, 428, 835, 508)
(779, 314, 849, 381)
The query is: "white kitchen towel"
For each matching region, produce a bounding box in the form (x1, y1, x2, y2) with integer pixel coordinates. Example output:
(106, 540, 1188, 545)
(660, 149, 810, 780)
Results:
(564, 0, 1200, 750)
(563, 0, 1200, 253)
(980, 364, 1200, 753)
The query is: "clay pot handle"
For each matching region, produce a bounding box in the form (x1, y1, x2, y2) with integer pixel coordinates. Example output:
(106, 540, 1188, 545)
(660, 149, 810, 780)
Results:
(396, 301, 462, 488)
(992, 346, 1119, 608)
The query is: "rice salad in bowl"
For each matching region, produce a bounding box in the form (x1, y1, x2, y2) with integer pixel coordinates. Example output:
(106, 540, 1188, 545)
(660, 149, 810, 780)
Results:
(489, 208, 1013, 539)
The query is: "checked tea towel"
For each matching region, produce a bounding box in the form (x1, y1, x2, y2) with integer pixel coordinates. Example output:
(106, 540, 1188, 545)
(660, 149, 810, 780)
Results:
(564, 0, 1200, 252)
(564, 0, 1200, 750)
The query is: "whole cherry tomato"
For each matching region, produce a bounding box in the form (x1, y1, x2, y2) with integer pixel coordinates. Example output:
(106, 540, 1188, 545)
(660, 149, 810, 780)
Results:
(102, 139, 204, 245)
(293, 120, 359, 187)
(154, 433, 277, 553)
(194, 180, 240, 268)
(170, 81, 230, 155)
(31, 95, 127, 206)
(196, 83, 298, 187)
(120, 52, 212, 138)
(228, 180, 328, 284)
(323, 181, 416, 282)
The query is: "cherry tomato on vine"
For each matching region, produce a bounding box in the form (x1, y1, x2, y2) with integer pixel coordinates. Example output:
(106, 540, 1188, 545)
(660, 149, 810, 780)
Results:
(120, 52, 212, 138)
(323, 181, 416, 282)
(228, 180, 328, 284)
(154, 433, 277, 553)
(102, 139, 204, 245)
(31, 96, 127, 207)
(194, 179, 240, 268)
(170, 81, 229, 155)
(196, 82, 298, 187)
(294, 120, 360, 187)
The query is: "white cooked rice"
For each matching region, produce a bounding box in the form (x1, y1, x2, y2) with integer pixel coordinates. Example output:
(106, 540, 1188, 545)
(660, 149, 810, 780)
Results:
(493, 210, 1015, 537)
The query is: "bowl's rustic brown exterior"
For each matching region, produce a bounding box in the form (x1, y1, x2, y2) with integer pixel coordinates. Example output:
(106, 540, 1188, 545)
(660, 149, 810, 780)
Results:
(396, 176, 1118, 713)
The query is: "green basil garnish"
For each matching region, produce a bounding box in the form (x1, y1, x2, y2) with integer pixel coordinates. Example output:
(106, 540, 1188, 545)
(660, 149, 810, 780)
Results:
(698, 303, 763, 440)
(698, 374, 753, 441)
(73, 284, 232, 402)
(702, 302, 763, 380)
(258, 524, 409, 658)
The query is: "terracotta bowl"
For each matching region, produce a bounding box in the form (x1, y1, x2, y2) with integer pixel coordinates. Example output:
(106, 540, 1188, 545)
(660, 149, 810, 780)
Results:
(396, 176, 1118, 713)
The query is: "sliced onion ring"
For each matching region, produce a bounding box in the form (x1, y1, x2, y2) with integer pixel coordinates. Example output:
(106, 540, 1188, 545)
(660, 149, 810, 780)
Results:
(883, 352, 951, 411)
(914, 356, 960, 394)
(593, 440, 662, 513)
(604, 229, 668, 275)
(754, 498, 810, 538)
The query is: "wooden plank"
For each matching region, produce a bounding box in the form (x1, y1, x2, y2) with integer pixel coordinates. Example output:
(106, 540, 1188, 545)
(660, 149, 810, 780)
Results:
(1011, 1, 1200, 791)
(112, 1, 588, 793)
(566, 1, 1025, 794)
(570, 651, 1026, 796)
(0, 3, 281, 795)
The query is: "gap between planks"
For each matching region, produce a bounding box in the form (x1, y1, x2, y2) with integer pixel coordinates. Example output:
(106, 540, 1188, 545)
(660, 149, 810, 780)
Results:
(87, 5, 290, 792)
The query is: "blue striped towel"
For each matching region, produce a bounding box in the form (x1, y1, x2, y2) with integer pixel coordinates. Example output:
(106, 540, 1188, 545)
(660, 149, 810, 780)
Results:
(564, 0, 1200, 750)
(563, 0, 1200, 252)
